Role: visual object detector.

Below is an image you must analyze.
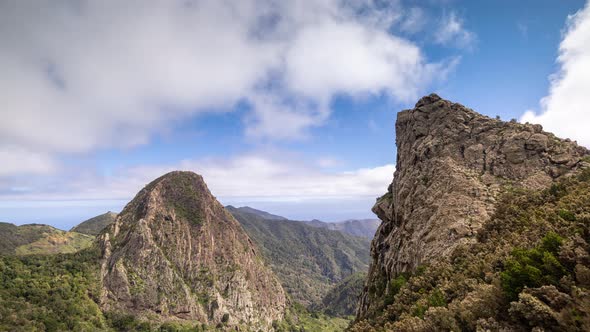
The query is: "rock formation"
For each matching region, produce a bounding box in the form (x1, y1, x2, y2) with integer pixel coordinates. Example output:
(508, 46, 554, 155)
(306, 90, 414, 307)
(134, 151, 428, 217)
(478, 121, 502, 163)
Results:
(97, 171, 286, 330)
(358, 94, 589, 317)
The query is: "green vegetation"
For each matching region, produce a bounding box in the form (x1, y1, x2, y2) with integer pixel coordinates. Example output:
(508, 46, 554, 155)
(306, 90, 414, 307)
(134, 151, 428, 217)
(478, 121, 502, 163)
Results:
(71, 212, 117, 235)
(0, 248, 107, 331)
(351, 168, 590, 331)
(229, 207, 371, 307)
(105, 312, 210, 331)
(0, 223, 93, 256)
(500, 232, 567, 300)
(273, 302, 353, 332)
(15, 231, 94, 255)
(0, 248, 217, 331)
(164, 173, 205, 226)
(319, 272, 367, 317)
(0, 223, 60, 255)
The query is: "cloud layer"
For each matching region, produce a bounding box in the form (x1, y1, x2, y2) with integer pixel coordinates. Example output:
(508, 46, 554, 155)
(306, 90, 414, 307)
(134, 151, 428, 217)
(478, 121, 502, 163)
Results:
(0, 154, 394, 203)
(521, 2, 590, 147)
(0, 0, 448, 176)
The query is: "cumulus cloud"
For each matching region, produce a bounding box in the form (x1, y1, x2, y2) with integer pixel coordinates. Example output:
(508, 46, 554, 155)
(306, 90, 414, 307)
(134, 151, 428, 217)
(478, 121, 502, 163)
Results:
(0, 0, 451, 176)
(0, 154, 394, 202)
(521, 2, 590, 147)
(434, 11, 475, 48)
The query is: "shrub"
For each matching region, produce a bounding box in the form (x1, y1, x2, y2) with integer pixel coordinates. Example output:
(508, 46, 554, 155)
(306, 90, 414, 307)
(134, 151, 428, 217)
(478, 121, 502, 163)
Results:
(500, 232, 567, 300)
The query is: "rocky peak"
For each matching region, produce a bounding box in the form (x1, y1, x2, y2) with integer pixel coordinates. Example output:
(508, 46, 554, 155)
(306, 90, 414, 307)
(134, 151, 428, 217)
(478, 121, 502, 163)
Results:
(98, 171, 286, 330)
(358, 94, 588, 317)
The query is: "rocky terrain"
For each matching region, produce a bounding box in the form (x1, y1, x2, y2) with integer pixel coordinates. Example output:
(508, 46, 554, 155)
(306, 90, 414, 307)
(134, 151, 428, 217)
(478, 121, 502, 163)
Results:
(354, 94, 590, 331)
(98, 171, 286, 330)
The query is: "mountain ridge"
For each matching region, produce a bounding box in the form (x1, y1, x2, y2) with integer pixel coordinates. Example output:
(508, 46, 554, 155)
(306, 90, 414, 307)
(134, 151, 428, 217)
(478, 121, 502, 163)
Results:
(71, 211, 118, 235)
(354, 94, 590, 330)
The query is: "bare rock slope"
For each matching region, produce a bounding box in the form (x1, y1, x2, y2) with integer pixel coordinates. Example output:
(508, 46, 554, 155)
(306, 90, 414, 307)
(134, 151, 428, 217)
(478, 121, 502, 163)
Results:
(98, 171, 286, 330)
(359, 94, 588, 317)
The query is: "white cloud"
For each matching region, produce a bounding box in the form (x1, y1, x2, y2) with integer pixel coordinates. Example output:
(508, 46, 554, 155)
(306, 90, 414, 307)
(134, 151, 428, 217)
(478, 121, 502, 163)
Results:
(0, 0, 452, 176)
(521, 2, 590, 148)
(0, 146, 57, 176)
(0, 154, 394, 202)
(434, 11, 475, 48)
(284, 19, 439, 101)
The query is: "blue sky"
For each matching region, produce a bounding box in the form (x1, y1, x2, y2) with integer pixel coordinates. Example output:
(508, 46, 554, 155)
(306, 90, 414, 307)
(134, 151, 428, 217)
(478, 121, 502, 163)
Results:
(1, 0, 589, 229)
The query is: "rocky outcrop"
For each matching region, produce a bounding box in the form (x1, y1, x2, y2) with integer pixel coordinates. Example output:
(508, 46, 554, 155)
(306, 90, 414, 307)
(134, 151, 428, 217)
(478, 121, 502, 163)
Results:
(358, 94, 589, 317)
(97, 171, 286, 330)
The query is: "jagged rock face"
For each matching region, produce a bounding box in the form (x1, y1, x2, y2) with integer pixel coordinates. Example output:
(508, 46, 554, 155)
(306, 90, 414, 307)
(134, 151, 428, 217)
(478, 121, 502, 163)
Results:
(358, 94, 589, 317)
(97, 171, 286, 330)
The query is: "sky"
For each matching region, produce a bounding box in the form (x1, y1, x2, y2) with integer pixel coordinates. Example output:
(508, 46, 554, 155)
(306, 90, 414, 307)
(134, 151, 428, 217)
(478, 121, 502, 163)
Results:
(1, 0, 590, 229)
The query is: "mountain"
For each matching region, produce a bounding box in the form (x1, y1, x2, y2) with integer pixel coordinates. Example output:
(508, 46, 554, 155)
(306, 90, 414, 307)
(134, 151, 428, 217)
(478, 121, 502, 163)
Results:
(71, 211, 118, 235)
(0, 222, 93, 256)
(226, 205, 379, 238)
(225, 205, 288, 220)
(302, 218, 380, 239)
(353, 94, 590, 331)
(227, 206, 371, 307)
(319, 272, 366, 317)
(98, 171, 286, 330)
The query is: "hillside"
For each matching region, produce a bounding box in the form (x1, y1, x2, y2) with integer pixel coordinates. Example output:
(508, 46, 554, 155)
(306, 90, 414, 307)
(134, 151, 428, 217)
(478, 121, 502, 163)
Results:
(227, 206, 371, 307)
(303, 219, 380, 239)
(0, 223, 93, 256)
(71, 211, 118, 235)
(353, 94, 590, 331)
(225, 205, 287, 220)
(319, 272, 367, 317)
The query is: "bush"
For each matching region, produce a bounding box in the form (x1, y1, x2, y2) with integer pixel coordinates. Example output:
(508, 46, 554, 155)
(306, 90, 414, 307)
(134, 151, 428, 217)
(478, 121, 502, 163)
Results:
(500, 232, 567, 300)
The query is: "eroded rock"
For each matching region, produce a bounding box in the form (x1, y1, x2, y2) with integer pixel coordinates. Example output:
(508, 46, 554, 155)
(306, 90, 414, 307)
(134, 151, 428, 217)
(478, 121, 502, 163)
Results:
(98, 171, 286, 331)
(358, 94, 588, 318)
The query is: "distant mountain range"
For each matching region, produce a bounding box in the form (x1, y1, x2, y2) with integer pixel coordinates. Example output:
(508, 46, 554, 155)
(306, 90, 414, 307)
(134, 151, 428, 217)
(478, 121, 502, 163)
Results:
(225, 205, 380, 239)
(225, 205, 288, 220)
(302, 218, 380, 239)
(226, 206, 370, 307)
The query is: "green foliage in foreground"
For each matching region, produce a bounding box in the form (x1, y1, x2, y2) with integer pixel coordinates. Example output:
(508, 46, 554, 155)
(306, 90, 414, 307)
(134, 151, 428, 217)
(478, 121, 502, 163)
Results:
(351, 168, 590, 331)
(501, 232, 567, 300)
(0, 248, 107, 331)
(274, 302, 352, 332)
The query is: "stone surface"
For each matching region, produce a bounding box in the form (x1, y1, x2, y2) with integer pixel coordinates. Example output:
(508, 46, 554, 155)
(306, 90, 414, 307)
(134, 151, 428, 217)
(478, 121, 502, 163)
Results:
(98, 171, 286, 330)
(358, 94, 588, 317)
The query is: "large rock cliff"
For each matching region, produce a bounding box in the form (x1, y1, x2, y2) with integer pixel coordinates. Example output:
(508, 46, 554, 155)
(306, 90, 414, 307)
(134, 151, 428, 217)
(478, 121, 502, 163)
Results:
(97, 171, 286, 330)
(358, 94, 589, 317)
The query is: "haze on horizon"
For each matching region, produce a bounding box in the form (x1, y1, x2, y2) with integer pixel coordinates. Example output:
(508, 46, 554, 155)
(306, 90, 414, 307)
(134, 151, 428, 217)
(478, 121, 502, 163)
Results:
(1, 0, 590, 229)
